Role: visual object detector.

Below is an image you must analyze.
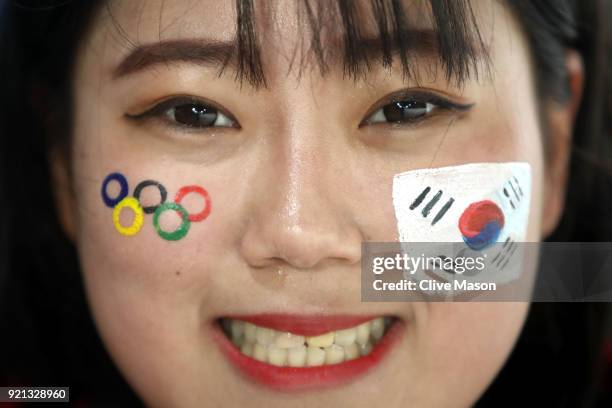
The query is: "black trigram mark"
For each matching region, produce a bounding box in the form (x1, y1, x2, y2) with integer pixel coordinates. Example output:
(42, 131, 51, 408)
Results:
(513, 176, 524, 196)
(425, 267, 451, 283)
(503, 188, 515, 210)
(491, 237, 517, 270)
(432, 198, 455, 226)
(410, 186, 431, 210)
(422, 190, 442, 217)
(508, 180, 520, 201)
(409, 186, 455, 226)
(503, 236, 511, 248)
(503, 177, 524, 210)
(434, 255, 456, 275)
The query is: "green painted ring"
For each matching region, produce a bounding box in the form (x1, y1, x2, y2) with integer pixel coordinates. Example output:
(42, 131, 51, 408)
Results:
(153, 202, 191, 241)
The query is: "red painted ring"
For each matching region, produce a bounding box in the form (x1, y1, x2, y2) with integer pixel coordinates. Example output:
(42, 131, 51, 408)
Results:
(174, 185, 212, 222)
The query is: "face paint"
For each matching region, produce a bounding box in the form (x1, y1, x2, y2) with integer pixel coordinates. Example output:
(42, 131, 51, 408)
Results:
(153, 202, 191, 241)
(112, 196, 145, 236)
(100, 172, 212, 241)
(392, 162, 531, 287)
(174, 185, 212, 222)
(101, 172, 129, 208)
(133, 180, 168, 214)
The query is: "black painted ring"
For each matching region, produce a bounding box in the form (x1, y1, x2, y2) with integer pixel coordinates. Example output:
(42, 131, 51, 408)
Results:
(133, 180, 168, 214)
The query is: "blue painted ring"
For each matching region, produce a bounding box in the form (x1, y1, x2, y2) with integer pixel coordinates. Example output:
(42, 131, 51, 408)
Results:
(101, 172, 129, 208)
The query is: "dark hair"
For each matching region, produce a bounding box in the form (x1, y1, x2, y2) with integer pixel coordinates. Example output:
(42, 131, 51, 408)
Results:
(0, 0, 610, 406)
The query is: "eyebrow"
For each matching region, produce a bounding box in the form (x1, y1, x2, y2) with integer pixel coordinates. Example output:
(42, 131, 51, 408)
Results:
(113, 39, 237, 79)
(111, 29, 463, 81)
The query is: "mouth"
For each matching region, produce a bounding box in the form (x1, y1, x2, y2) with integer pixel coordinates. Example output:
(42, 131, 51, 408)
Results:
(213, 314, 403, 391)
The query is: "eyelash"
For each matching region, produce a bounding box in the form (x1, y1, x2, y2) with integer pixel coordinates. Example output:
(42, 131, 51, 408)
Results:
(125, 90, 473, 131)
(125, 96, 238, 130)
(361, 90, 474, 127)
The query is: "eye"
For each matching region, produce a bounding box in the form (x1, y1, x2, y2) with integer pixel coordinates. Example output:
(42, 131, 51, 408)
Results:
(368, 100, 435, 124)
(362, 90, 474, 127)
(126, 97, 237, 130)
(170, 103, 233, 128)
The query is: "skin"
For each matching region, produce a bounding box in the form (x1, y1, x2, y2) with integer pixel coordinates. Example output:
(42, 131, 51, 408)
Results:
(52, 0, 582, 407)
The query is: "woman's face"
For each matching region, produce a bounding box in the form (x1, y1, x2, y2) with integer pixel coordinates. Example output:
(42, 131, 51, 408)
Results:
(58, 0, 568, 406)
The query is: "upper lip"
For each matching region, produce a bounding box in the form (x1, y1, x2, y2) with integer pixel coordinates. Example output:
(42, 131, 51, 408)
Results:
(220, 314, 382, 336)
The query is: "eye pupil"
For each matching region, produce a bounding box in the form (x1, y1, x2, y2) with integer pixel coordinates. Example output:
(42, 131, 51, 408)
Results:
(383, 100, 428, 122)
(174, 104, 217, 127)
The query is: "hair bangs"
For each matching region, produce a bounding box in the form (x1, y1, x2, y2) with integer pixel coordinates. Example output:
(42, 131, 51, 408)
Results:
(229, 0, 490, 88)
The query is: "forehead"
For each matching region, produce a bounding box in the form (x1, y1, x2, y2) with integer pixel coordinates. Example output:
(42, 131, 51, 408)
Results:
(87, 0, 499, 86)
(104, 0, 239, 41)
(102, 0, 436, 40)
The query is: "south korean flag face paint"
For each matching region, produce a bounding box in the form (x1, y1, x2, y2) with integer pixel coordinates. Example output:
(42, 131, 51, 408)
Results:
(392, 162, 532, 289)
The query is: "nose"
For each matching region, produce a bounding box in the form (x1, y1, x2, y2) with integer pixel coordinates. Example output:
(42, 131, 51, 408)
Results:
(239, 122, 363, 270)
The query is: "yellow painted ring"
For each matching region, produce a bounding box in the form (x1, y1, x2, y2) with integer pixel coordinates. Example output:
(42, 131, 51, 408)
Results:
(112, 197, 144, 236)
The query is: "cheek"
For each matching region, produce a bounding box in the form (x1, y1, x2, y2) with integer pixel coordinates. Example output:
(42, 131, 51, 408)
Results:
(438, 95, 545, 244)
(72, 163, 241, 404)
(355, 168, 406, 241)
(77, 170, 216, 283)
(415, 302, 529, 405)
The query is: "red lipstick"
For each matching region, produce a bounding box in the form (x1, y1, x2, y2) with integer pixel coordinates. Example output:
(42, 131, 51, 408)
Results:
(213, 315, 404, 391)
(225, 314, 378, 337)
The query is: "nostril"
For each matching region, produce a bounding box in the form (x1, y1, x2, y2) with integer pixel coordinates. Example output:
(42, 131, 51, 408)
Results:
(239, 194, 363, 269)
(243, 236, 361, 271)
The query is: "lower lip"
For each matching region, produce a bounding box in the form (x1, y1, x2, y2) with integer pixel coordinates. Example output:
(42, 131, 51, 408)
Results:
(212, 319, 405, 392)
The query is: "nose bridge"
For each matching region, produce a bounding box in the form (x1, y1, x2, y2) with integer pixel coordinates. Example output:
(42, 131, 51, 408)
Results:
(266, 81, 337, 227)
(239, 92, 362, 269)
(282, 122, 327, 228)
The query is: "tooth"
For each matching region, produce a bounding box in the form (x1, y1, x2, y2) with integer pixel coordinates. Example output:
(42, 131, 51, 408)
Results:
(306, 347, 326, 366)
(267, 345, 287, 366)
(306, 332, 334, 348)
(288, 345, 307, 367)
(371, 318, 384, 342)
(324, 345, 345, 364)
(231, 320, 244, 340)
(221, 319, 232, 334)
(244, 323, 257, 342)
(358, 342, 373, 357)
(256, 327, 276, 346)
(334, 327, 357, 346)
(344, 343, 359, 360)
(275, 332, 305, 349)
(253, 343, 267, 362)
(356, 322, 371, 346)
(240, 342, 254, 357)
(232, 336, 245, 348)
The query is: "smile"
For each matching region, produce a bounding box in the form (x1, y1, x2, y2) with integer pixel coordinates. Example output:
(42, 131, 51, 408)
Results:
(214, 314, 403, 391)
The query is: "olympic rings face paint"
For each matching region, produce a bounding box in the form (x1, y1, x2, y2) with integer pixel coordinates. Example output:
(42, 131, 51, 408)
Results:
(174, 185, 212, 222)
(112, 197, 145, 236)
(133, 180, 168, 214)
(100, 172, 212, 241)
(101, 172, 129, 208)
(153, 202, 191, 241)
